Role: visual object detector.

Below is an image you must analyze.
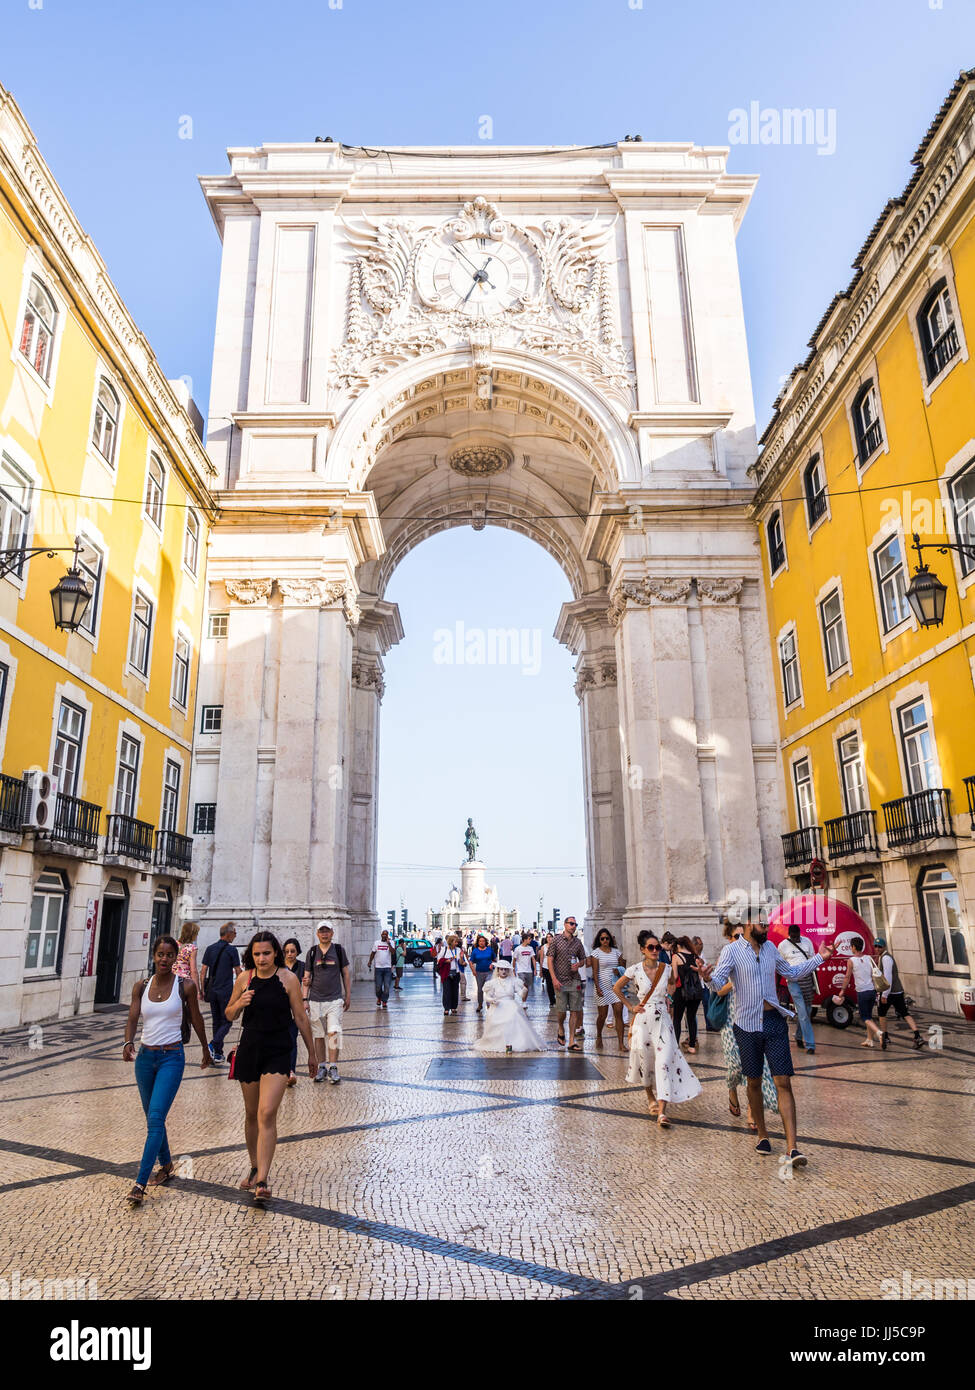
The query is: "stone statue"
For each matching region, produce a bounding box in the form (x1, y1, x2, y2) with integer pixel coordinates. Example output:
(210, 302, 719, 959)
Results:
(464, 818, 479, 862)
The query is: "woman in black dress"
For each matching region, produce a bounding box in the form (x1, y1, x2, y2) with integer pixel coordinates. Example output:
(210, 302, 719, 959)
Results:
(224, 931, 316, 1204)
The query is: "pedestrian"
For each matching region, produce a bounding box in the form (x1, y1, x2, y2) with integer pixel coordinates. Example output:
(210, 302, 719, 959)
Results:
(121, 934, 211, 1207)
(199, 921, 241, 1065)
(777, 922, 818, 1054)
(394, 936, 406, 990)
(368, 929, 395, 1008)
(539, 932, 557, 1007)
(694, 935, 717, 1031)
(282, 938, 305, 1087)
(224, 931, 316, 1204)
(474, 958, 546, 1053)
(716, 919, 779, 1130)
(834, 937, 885, 1049)
(512, 932, 537, 999)
(548, 916, 586, 1050)
(873, 938, 923, 1050)
(469, 933, 494, 1011)
(589, 928, 626, 1050)
(458, 940, 470, 1003)
(174, 920, 201, 993)
(706, 912, 832, 1166)
(659, 932, 676, 964)
(436, 934, 468, 1015)
(303, 921, 351, 1084)
(613, 932, 701, 1128)
(671, 936, 703, 1054)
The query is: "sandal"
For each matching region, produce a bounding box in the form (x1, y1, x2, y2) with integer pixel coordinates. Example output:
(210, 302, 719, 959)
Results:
(567, 1043, 583, 1052)
(239, 1166, 258, 1191)
(148, 1161, 175, 1187)
(126, 1183, 147, 1207)
(657, 1114, 672, 1128)
(252, 1182, 271, 1205)
(729, 1099, 741, 1117)
(648, 1100, 659, 1116)
(556, 1031, 565, 1046)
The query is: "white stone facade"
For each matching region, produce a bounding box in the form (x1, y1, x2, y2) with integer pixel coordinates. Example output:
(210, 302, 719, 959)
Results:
(189, 141, 784, 973)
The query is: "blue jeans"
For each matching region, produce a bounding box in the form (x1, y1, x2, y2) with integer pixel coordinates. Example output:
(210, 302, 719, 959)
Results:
(375, 967, 392, 1002)
(134, 1045, 185, 1186)
(787, 981, 816, 1050)
(210, 991, 233, 1055)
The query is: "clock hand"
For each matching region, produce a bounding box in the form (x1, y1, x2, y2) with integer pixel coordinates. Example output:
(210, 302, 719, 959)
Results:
(450, 243, 481, 274)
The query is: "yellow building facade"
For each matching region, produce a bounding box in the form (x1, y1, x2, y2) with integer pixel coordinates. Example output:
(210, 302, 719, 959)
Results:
(753, 72, 975, 1014)
(0, 86, 217, 1026)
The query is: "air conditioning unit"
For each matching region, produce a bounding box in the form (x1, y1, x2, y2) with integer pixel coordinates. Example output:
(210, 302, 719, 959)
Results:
(23, 770, 59, 831)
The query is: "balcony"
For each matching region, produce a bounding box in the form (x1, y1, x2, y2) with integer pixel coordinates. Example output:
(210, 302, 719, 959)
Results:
(0, 774, 26, 833)
(882, 788, 953, 849)
(966, 776, 975, 833)
(824, 809, 879, 860)
(154, 829, 193, 875)
(929, 322, 960, 377)
(105, 813, 154, 864)
(782, 825, 822, 871)
(51, 792, 101, 852)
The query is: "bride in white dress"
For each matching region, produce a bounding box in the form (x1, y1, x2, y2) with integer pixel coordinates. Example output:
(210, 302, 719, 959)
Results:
(474, 959, 546, 1053)
(613, 931, 701, 1127)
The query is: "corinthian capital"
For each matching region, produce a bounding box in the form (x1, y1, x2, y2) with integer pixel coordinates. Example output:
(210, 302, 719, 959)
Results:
(645, 577, 693, 604)
(278, 579, 324, 606)
(225, 578, 273, 606)
(696, 578, 744, 605)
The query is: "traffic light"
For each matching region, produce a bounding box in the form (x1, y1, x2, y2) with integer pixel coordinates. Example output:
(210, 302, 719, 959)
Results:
(553, 908, 561, 927)
(400, 908, 407, 928)
(386, 911, 395, 929)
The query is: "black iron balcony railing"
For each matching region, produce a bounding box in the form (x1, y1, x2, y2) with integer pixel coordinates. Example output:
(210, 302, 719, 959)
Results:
(929, 323, 960, 378)
(51, 792, 101, 852)
(154, 829, 193, 874)
(106, 812, 154, 863)
(859, 417, 883, 462)
(0, 774, 26, 833)
(824, 809, 879, 859)
(882, 788, 953, 849)
(782, 825, 822, 870)
(965, 776, 975, 832)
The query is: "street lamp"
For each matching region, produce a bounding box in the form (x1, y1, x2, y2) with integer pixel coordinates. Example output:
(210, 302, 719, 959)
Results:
(905, 532, 975, 629)
(0, 537, 93, 633)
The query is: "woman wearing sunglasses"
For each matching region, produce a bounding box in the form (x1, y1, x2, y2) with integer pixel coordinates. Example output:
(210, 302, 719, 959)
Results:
(613, 930, 701, 1128)
(588, 928, 626, 1050)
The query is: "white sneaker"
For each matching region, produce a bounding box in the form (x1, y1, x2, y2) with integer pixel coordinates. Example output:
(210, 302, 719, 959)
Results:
(327, 1064, 340, 1085)
(314, 1063, 328, 1083)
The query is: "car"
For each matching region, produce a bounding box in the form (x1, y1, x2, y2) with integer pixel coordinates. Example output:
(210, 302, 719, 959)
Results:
(402, 937, 434, 967)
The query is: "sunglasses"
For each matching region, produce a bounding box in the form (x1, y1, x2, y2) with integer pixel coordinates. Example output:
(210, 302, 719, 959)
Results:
(565, 920, 577, 926)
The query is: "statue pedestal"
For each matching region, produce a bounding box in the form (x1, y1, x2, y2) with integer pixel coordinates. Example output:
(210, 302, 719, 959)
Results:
(460, 860, 487, 911)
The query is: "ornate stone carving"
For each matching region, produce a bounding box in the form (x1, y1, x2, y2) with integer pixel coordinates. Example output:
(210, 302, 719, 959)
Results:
(351, 661, 386, 700)
(573, 659, 618, 698)
(318, 581, 361, 631)
(645, 578, 693, 604)
(607, 581, 651, 628)
(278, 579, 324, 606)
(225, 578, 272, 605)
(696, 578, 744, 605)
(449, 443, 512, 478)
(471, 501, 487, 533)
(608, 577, 693, 626)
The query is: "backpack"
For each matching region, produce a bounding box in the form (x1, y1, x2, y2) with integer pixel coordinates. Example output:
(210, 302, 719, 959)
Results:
(678, 956, 702, 1001)
(143, 975, 191, 1044)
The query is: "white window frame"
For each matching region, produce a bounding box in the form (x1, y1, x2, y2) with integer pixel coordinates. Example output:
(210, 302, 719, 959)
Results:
(867, 522, 916, 649)
(815, 577, 851, 687)
(777, 621, 803, 712)
(200, 704, 223, 734)
(853, 874, 886, 938)
(896, 695, 940, 796)
(171, 628, 191, 712)
(919, 866, 970, 976)
(0, 438, 40, 601)
(907, 256, 969, 404)
(51, 697, 87, 800)
(86, 369, 126, 474)
(112, 722, 144, 820)
(12, 260, 66, 404)
(0, 639, 18, 767)
(803, 453, 830, 536)
(159, 753, 183, 834)
(845, 366, 889, 479)
(183, 506, 201, 580)
(887, 681, 943, 803)
(837, 730, 869, 815)
(207, 612, 228, 640)
(126, 585, 155, 686)
(791, 753, 817, 830)
(765, 508, 788, 584)
(143, 446, 166, 535)
(938, 441, 975, 602)
(23, 870, 69, 979)
(73, 525, 108, 650)
(45, 681, 92, 800)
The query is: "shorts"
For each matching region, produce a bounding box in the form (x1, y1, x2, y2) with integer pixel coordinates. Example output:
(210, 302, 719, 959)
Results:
(308, 998, 344, 1042)
(733, 1010, 793, 1080)
(232, 1033, 292, 1084)
(856, 989, 877, 1024)
(878, 991, 909, 1019)
(555, 982, 584, 1013)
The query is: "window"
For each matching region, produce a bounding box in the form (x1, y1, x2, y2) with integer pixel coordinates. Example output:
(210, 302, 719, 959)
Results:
(838, 732, 868, 813)
(194, 802, 216, 834)
(91, 380, 120, 465)
(115, 734, 140, 818)
(24, 870, 68, 976)
(793, 757, 816, 829)
(853, 382, 884, 465)
(920, 866, 969, 974)
(200, 705, 223, 733)
(172, 633, 190, 709)
(874, 536, 910, 632)
(208, 613, 228, 639)
(128, 591, 153, 678)
(76, 539, 103, 639)
(52, 700, 86, 799)
(779, 629, 802, 707)
(0, 453, 32, 578)
(804, 455, 828, 526)
(898, 698, 938, 794)
(0, 662, 8, 727)
(854, 875, 885, 939)
(184, 508, 200, 575)
(145, 453, 165, 530)
(948, 461, 975, 579)
(19, 277, 57, 381)
(918, 281, 959, 382)
(161, 759, 181, 833)
(767, 512, 786, 574)
(820, 589, 849, 675)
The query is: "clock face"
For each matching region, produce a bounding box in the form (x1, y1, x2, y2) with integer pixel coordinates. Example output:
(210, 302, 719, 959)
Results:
(421, 235, 532, 318)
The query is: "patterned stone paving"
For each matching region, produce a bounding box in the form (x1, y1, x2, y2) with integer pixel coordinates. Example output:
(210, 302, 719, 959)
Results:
(0, 969, 972, 1300)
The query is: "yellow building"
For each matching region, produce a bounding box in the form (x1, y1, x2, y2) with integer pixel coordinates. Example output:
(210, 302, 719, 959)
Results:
(0, 85, 217, 1026)
(752, 71, 975, 1014)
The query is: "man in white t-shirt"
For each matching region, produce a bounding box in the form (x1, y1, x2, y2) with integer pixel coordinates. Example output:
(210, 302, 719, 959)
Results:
(512, 934, 537, 998)
(777, 924, 818, 1054)
(368, 931, 395, 1009)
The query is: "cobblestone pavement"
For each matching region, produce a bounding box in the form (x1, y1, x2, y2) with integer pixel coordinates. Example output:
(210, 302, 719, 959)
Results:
(0, 970, 972, 1300)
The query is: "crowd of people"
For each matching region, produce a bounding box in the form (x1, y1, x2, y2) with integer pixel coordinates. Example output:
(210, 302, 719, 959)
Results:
(122, 911, 920, 1207)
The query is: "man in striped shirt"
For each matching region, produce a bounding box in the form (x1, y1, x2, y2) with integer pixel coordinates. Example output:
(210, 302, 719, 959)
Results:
(705, 912, 833, 1167)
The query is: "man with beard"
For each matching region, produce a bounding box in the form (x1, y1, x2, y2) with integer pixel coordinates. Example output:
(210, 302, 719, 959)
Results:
(704, 909, 833, 1167)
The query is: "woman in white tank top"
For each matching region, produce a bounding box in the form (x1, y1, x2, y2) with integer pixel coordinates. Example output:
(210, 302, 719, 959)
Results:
(121, 934, 211, 1205)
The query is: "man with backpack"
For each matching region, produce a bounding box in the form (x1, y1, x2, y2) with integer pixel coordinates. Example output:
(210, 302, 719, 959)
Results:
(302, 921, 351, 1084)
(199, 922, 241, 1064)
(874, 938, 923, 1051)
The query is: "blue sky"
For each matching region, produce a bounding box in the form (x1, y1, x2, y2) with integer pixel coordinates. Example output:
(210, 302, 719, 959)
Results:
(3, 0, 972, 928)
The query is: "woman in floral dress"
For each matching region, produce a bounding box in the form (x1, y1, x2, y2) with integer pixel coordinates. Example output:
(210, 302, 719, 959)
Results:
(613, 930, 701, 1129)
(717, 919, 778, 1126)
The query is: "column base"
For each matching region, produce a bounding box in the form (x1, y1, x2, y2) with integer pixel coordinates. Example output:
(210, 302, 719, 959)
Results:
(582, 907, 625, 949)
(621, 903, 723, 962)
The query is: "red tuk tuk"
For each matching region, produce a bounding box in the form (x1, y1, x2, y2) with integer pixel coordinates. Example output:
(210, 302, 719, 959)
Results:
(767, 895, 876, 1029)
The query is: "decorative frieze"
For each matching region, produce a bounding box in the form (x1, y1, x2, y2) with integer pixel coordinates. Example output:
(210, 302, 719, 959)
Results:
(225, 578, 273, 606)
(696, 578, 744, 605)
(351, 661, 386, 700)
